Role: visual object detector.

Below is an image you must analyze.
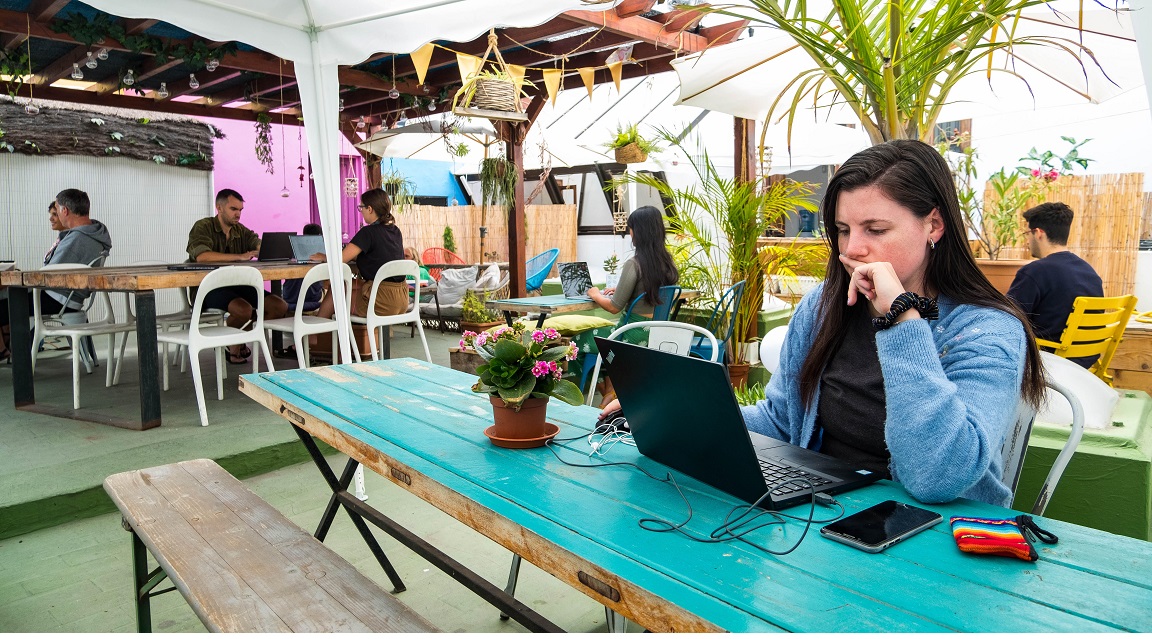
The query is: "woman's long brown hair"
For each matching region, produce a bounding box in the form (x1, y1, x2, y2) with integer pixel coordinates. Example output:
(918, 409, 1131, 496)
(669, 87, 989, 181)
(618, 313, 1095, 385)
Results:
(361, 188, 394, 224)
(798, 140, 1045, 409)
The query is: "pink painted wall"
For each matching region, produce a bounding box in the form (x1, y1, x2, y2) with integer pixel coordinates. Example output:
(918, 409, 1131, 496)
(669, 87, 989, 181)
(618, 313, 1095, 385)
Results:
(207, 117, 313, 236)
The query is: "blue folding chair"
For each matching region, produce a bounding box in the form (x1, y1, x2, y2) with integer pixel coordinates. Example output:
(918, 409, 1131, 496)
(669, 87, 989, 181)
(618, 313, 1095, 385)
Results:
(689, 280, 745, 363)
(525, 248, 560, 293)
(578, 284, 681, 394)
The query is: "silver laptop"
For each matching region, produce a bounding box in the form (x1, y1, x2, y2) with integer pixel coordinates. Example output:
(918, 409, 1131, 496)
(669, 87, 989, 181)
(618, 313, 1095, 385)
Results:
(289, 234, 326, 263)
(558, 261, 593, 300)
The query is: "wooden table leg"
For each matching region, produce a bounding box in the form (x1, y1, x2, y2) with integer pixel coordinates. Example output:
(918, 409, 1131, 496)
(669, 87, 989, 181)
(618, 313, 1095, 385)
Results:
(134, 291, 161, 428)
(9, 286, 34, 406)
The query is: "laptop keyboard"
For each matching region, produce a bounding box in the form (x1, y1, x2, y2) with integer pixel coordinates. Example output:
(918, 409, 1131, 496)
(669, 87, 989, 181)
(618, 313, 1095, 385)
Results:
(759, 459, 832, 496)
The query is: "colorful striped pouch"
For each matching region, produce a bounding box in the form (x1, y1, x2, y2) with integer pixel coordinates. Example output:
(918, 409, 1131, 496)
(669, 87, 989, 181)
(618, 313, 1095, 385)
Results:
(950, 515, 1058, 561)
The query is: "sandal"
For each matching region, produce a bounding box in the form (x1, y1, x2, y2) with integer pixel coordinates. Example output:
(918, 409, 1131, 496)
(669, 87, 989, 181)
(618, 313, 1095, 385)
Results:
(275, 345, 298, 359)
(238, 345, 252, 359)
(225, 349, 249, 365)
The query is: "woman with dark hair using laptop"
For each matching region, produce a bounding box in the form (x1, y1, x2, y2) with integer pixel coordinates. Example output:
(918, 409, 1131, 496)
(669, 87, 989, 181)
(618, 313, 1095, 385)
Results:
(574, 205, 679, 404)
(312, 188, 407, 319)
(602, 141, 1046, 507)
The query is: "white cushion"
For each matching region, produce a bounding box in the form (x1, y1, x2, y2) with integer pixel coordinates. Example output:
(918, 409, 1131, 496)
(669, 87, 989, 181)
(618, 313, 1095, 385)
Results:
(1037, 352, 1120, 430)
(476, 263, 501, 289)
(436, 266, 478, 306)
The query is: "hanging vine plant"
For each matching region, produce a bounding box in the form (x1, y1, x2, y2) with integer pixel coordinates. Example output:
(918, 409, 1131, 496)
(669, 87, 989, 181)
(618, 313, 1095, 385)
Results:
(479, 155, 516, 208)
(254, 113, 274, 174)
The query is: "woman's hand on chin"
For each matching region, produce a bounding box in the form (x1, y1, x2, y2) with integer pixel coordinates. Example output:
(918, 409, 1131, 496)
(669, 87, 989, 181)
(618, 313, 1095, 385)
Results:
(838, 255, 905, 316)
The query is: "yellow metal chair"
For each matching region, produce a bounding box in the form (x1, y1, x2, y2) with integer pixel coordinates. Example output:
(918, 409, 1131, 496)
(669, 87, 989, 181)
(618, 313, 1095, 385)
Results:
(1036, 295, 1137, 386)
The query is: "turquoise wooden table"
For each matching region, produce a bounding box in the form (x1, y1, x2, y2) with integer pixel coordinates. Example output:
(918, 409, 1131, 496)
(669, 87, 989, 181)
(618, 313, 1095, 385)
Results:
(240, 359, 1152, 632)
(487, 291, 700, 328)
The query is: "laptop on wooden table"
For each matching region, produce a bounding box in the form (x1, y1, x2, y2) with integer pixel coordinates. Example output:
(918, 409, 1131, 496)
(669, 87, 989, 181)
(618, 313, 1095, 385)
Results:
(558, 261, 593, 300)
(597, 337, 881, 509)
(255, 232, 296, 262)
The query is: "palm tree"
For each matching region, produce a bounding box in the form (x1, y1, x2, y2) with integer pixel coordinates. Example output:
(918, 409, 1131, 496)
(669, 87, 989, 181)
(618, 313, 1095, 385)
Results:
(707, 0, 1114, 143)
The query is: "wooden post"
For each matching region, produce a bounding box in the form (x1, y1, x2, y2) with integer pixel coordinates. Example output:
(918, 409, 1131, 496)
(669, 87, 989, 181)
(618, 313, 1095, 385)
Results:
(734, 117, 755, 184)
(506, 139, 527, 298)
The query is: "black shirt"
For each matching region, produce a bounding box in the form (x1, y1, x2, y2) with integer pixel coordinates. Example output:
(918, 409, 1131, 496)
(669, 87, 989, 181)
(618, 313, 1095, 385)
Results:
(816, 309, 890, 478)
(350, 222, 405, 282)
(1007, 251, 1103, 368)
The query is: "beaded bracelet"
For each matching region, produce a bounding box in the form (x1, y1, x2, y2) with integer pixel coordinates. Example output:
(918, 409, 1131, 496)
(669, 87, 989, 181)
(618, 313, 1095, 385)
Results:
(872, 292, 940, 330)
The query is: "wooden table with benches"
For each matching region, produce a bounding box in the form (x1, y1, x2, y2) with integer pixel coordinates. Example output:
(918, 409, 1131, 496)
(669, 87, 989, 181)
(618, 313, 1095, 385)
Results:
(1, 262, 313, 430)
(237, 358, 1152, 632)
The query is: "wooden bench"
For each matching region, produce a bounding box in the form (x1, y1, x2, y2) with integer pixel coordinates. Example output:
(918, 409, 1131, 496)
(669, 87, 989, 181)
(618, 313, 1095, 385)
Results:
(103, 458, 437, 633)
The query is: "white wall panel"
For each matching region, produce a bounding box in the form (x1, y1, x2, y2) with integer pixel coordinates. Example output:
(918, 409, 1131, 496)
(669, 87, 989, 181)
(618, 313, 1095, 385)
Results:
(1, 154, 213, 317)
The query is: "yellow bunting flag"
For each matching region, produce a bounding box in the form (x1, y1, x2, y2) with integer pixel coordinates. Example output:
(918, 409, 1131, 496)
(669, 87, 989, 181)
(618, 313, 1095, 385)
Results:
(410, 42, 435, 86)
(542, 68, 563, 105)
(508, 64, 527, 96)
(456, 53, 483, 85)
(607, 61, 623, 92)
(578, 67, 596, 99)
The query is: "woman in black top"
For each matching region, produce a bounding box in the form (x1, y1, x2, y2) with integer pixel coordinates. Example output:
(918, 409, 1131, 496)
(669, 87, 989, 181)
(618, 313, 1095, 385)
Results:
(313, 188, 407, 318)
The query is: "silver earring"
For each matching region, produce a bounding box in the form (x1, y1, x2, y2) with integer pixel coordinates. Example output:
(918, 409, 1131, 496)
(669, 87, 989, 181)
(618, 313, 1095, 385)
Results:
(928, 238, 936, 250)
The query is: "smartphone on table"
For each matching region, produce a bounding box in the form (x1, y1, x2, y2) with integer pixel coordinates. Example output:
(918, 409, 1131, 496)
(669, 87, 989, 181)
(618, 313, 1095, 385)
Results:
(820, 500, 942, 553)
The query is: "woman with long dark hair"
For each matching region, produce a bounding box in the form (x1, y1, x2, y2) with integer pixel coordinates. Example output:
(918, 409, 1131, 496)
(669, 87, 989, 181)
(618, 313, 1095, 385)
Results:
(313, 188, 407, 319)
(737, 139, 1045, 506)
(587, 205, 679, 317)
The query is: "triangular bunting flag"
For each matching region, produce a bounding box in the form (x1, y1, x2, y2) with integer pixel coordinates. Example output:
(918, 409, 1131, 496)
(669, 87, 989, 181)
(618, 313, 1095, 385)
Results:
(578, 67, 596, 99)
(456, 53, 483, 85)
(542, 68, 563, 105)
(410, 43, 435, 86)
(508, 64, 527, 96)
(607, 61, 623, 92)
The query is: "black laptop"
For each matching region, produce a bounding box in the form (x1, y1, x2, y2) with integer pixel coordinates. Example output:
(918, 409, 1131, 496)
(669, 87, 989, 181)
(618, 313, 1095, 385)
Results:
(256, 232, 296, 262)
(558, 261, 593, 299)
(595, 337, 881, 509)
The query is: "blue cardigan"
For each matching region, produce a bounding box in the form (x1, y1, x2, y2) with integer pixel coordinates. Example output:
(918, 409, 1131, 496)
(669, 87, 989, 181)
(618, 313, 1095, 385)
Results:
(741, 284, 1027, 507)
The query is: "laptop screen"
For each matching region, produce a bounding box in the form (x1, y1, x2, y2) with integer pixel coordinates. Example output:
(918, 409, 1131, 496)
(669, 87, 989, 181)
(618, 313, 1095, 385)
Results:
(289, 235, 325, 262)
(558, 262, 593, 298)
(257, 232, 296, 261)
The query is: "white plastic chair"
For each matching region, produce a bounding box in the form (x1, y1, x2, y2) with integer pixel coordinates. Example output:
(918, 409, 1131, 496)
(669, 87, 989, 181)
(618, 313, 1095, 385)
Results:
(265, 263, 354, 369)
(1001, 360, 1086, 516)
(156, 266, 275, 426)
(584, 320, 719, 406)
(350, 260, 431, 363)
(30, 263, 136, 410)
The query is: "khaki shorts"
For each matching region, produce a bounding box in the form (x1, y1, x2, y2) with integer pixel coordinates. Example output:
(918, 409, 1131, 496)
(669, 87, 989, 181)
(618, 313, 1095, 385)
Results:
(356, 279, 408, 317)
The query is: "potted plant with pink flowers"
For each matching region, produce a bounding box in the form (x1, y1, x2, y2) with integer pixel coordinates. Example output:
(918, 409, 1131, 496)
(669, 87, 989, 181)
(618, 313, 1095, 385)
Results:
(460, 322, 583, 448)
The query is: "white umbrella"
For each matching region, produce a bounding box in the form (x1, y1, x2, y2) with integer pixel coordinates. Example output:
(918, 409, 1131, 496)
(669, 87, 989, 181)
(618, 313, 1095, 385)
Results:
(81, 0, 615, 363)
(356, 115, 497, 159)
(672, 7, 1136, 133)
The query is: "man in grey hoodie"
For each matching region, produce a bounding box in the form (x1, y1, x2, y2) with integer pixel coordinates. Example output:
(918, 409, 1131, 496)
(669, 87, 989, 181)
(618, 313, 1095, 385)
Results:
(0, 189, 112, 360)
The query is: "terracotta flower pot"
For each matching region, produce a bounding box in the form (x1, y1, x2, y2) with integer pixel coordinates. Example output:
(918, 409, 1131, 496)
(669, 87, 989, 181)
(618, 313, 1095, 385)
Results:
(728, 362, 751, 389)
(975, 258, 1032, 295)
(485, 395, 557, 448)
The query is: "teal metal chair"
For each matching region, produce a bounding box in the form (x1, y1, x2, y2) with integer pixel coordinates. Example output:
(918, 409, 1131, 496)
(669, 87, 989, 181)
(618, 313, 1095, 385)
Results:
(524, 248, 559, 293)
(689, 280, 745, 363)
(578, 284, 681, 394)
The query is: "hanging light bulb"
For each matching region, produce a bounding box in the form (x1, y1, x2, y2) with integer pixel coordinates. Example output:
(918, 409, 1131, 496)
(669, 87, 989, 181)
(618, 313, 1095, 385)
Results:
(356, 115, 366, 130)
(388, 86, 400, 100)
(396, 110, 408, 127)
(339, 98, 345, 112)
(422, 84, 431, 94)
(122, 69, 135, 86)
(157, 82, 169, 99)
(427, 98, 437, 112)
(188, 73, 200, 90)
(96, 47, 109, 61)
(205, 58, 219, 72)
(280, 186, 291, 198)
(85, 52, 97, 69)
(24, 102, 39, 115)
(70, 63, 84, 80)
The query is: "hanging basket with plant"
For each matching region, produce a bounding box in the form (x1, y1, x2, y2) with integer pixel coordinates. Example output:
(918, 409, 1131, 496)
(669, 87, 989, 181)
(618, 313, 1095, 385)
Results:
(453, 30, 531, 122)
(605, 123, 659, 164)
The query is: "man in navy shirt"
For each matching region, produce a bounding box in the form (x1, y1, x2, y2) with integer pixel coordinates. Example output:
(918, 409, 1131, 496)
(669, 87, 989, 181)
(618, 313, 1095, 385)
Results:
(1007, 202, 1103, 369)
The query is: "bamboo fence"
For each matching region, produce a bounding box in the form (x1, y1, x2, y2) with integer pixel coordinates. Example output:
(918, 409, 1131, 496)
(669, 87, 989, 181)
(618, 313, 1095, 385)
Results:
(396, 204, 578, 274)
(984, 173, 1144, 297)
(1141, 193, 1152, 241)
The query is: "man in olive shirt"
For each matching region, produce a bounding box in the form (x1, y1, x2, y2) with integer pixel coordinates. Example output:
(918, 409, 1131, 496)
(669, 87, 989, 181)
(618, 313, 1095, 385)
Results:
(186, 188, 288, 363)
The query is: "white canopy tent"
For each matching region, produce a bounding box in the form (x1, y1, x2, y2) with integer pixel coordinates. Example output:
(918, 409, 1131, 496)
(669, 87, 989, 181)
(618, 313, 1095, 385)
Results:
(82, 0, 616, 363)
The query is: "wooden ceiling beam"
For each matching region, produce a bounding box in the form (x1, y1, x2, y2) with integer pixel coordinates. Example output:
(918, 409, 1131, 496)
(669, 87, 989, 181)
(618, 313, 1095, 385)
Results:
(658, 7, 707, 33)
(123, 18, 158, 36)
(614, 0, 658, 18)
(172, 70, 244, 104)
(563, 9, 709, 52)
(10, 82, 266, 122)
(698, 19, 750, 47)
(1, 0, 69, 49)
(399, 17, 589, 81)
(33, 44, 89, 84)
(557, 56, 673, 91)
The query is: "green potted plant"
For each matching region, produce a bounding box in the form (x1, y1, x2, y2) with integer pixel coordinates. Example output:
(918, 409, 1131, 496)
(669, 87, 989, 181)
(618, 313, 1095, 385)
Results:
(460, 289, 503, 334)
(604, 123, 660, 164)
(442, 225, 458, 254)
(603, 253, 621, 289)
(380, 167, 416, 213)
(461, 323, 583, 448)
(616, 130, 818, 387)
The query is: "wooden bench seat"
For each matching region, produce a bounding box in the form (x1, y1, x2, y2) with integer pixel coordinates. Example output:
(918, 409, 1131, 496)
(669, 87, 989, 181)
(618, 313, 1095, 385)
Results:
(104, 458, 436, 633)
